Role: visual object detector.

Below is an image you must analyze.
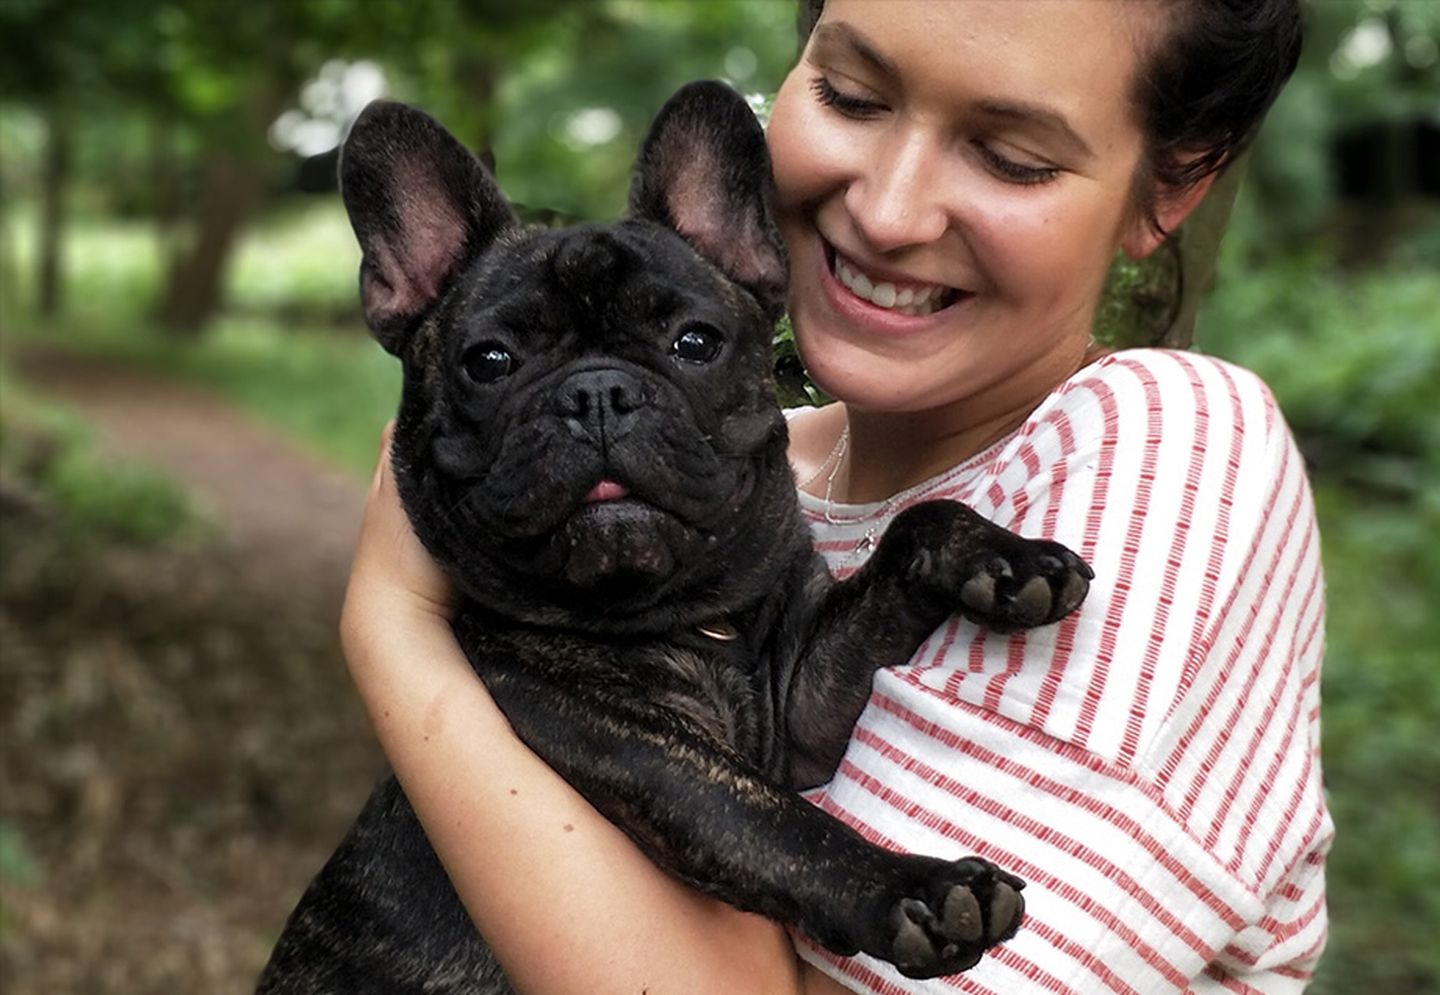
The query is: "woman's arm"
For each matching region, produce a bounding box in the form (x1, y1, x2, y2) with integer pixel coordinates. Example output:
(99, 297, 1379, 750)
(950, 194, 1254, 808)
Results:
(340, 427, 811, 995)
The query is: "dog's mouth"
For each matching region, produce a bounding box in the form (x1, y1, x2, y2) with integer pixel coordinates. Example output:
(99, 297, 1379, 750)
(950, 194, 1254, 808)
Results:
(429, 425, 760, 596)
(550, 496, 697, 589)
(583, 478, 630, 503)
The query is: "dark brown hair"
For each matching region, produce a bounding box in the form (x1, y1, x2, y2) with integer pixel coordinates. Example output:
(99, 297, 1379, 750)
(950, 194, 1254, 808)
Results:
(795, 0, 1303, 234)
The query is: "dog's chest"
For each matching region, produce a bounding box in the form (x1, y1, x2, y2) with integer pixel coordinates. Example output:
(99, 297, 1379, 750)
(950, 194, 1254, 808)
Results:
(458, 618, 773, 764)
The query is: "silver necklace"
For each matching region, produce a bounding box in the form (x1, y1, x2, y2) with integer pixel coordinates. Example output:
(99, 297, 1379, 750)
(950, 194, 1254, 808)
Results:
(820, 425, 903, 559)
(798, 423, 850, 492)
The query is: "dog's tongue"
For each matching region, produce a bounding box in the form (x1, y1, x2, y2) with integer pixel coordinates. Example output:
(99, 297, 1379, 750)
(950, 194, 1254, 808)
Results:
(584, 479, 630, 502)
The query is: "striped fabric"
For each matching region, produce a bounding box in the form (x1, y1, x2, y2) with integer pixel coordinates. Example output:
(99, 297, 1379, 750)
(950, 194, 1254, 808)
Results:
(791, 349, 1331, 993)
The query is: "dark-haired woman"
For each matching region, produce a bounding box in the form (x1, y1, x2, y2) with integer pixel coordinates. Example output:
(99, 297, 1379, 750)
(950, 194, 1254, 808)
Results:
(341, 1, 1329, 990)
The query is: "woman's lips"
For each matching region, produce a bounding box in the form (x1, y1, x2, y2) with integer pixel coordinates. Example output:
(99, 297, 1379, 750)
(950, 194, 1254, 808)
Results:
(818, 240, 971, 332)
(830, 248, 959, 315)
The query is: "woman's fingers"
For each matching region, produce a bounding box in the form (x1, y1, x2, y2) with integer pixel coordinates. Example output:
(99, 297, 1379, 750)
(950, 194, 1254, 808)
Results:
(344, 423, 458, 640)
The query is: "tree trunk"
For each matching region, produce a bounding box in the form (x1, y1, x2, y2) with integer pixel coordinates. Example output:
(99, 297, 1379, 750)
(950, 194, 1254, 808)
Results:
(38, 105, 72, 318)
(1161, 159, 1246, 349)
(158, 148, 264, 335)
(151, 118, 182, 258)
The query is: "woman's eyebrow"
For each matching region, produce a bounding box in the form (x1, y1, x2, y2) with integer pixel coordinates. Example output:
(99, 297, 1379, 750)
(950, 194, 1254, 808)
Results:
(812, 21, 900, 79)
(813, 22, 1097, 162)
(976, 100, 1096, 160)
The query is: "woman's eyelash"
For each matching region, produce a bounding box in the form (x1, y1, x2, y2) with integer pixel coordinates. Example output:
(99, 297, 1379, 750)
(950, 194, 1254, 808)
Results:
(974, 142, 1061, 185)
(810, 75, 883, 117)
(810, 74, 1060, 186)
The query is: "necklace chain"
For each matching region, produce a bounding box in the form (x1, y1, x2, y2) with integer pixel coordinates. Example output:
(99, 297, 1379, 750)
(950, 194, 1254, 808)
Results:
(797, 423, 849, 492)
(816, 423, 902, 560)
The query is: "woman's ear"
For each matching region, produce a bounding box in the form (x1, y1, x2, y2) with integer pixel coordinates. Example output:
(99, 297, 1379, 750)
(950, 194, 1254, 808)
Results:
(1121, 172, 1217, 259)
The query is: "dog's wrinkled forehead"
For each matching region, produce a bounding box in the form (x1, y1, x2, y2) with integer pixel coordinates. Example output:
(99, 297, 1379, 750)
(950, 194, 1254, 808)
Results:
(550, 225, 634, 295)
(450, 221, 746, 346)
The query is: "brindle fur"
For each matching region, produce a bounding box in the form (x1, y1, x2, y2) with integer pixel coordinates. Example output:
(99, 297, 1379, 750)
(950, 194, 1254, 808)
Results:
(257, 82, 1091, 992)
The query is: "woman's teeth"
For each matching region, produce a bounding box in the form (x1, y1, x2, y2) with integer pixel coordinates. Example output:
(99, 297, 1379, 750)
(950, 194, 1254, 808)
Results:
(833, 256, 955, 315)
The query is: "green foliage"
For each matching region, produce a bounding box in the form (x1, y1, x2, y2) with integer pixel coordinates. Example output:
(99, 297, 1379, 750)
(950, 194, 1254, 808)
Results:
(1095, 248, 1180, 347)
(227, 200, 361, 323)
(0, 821, 41, 889)
(1198, 252, 1440, 497)
(483, 0, 798, 220)
(0, 365, 200, 545)
(1308, 483, 1440, 994)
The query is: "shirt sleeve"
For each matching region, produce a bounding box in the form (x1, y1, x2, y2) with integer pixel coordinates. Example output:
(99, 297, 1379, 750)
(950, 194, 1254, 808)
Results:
(795, 350, 1332, 994)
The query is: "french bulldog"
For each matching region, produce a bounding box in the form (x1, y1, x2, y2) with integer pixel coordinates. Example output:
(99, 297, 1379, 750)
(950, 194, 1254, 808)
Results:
(257, 81, 1091, 992)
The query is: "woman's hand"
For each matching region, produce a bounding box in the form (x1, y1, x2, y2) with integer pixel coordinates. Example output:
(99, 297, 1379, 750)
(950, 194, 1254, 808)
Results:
(340, 421, 457, 669)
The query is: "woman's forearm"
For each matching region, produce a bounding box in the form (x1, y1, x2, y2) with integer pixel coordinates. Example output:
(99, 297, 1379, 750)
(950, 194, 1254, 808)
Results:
(341, 585, 805, 995)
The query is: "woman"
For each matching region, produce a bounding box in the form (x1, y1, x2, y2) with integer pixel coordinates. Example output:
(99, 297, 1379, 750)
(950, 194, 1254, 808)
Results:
(341, 1, 1329, 991)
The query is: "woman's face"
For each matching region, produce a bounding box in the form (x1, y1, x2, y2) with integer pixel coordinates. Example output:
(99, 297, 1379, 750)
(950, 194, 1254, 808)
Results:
(768, 0, 1159, 417)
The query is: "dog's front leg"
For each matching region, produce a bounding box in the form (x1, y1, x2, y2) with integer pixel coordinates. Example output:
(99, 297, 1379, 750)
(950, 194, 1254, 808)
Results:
(781, 499, 1092, 789)
(476, 662, 1024, 979)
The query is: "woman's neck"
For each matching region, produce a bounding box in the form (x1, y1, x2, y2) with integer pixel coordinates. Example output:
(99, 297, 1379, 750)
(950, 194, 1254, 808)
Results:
(834, 402, 1028, 504)
(828, 341, 1112, 505)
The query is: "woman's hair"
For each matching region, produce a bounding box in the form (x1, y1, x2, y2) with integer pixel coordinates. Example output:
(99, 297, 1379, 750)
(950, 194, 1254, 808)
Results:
(795, 0, 1304, 234)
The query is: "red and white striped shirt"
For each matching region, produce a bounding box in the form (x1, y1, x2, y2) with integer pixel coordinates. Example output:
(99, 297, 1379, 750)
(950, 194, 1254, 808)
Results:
(791, 349, 1331, 994)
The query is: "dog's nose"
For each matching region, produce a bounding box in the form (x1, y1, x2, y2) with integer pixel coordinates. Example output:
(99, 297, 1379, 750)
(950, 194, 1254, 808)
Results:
(558, 368, 648, 440)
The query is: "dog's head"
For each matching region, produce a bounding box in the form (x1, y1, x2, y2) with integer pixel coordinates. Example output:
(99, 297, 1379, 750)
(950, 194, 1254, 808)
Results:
(340, 82, 796, 630)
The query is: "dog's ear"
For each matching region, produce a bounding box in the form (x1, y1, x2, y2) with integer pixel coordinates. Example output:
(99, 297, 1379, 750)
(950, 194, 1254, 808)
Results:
(339, 101, 517, 354)
(628, 81, 788, 320)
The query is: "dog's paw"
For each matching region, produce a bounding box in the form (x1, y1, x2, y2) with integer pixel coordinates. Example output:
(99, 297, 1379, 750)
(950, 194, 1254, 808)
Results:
(882, 857, 1025, 979)
(878, 501, 1092, 634)
(956, 540, 1092, 633)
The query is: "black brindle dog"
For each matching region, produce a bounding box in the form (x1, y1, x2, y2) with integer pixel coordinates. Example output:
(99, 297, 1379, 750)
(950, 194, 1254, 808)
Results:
(257, 82, 1092, 991)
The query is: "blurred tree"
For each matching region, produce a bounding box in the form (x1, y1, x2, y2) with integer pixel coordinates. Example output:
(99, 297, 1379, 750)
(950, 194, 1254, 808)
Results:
(1238, 0, 1440, 263)
(0, 0, 154, 317)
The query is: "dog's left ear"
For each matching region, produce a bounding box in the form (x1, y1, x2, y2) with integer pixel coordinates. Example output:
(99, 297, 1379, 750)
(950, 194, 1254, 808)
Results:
(628, 81, 788, 320)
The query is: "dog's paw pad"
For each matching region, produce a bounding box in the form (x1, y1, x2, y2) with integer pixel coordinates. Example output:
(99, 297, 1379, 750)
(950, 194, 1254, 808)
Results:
(884, 858, 1025, 979)
(959, 556, 1014, 615)
(960, 541, 1091, 632)
(988, 880, 1024, 942)
(1010, 575, 1053, 626)
(940, 883, 983, 942)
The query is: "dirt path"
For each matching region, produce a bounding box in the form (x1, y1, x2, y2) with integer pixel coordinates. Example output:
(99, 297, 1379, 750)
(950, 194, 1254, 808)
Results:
(2, 350, 385, 994)
(15, 349, 369, 613)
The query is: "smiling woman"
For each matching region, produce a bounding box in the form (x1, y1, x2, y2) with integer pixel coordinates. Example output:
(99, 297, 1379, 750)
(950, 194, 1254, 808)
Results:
(332, 2, 1321, 994)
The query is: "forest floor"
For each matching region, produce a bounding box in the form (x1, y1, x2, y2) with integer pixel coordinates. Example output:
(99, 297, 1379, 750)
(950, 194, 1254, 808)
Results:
(1, 348, 385, 993)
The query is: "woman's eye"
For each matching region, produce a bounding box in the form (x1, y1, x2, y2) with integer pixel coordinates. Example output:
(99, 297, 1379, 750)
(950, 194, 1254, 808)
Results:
(671, 324, 724, 365)
(461, 343, 516, 383)
(974, 142, 1061, 186)
(810, 75, 885, 119)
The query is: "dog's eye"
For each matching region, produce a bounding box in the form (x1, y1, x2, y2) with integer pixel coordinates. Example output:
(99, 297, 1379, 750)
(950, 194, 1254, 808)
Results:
(462, 343, 515, 384)
(671, 324, 723, 365)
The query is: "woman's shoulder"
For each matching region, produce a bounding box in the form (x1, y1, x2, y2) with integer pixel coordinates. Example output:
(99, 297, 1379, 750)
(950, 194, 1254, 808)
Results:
(1050, 347, 1280, 428)
(1011, 347, 1289, 479)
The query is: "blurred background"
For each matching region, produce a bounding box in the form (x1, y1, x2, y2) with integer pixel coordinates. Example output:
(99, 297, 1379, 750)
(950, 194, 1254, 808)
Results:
(0, 1, 1435, 992)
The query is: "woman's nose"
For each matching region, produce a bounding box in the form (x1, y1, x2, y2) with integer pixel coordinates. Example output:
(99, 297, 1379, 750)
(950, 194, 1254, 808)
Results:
(843, 130, 950, 252)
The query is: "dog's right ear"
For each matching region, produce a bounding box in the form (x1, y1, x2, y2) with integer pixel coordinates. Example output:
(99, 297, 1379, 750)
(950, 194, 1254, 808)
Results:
(340, 101, 516, 354)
